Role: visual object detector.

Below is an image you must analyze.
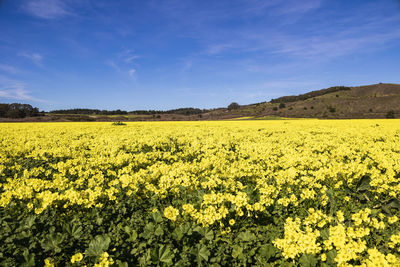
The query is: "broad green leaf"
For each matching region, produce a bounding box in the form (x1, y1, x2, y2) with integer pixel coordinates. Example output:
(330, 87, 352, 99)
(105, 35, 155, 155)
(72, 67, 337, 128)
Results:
(204, 229, 214, 240)
(326, 250, 337, 263)
(387, 199, 400, 209)
(152, 212, 163, 223)
(40, 233, 63, 253)
(299, 254, 318, 267)
(172, 227, 184, 241)
(232, 245, 243, 259)
(320, 229, 329, 240)
(64, 222, 83, 239)
(356, 175, 371, 192)
(237, 231, 255, 242)
(85, 235, 111, 257)
(196, 244, 210, 262)
(21, 249, 35, 267)
(159, 245, 175, 264)
(258, 244, 276, 260)
(116, 260, 129, 267)
(154, 225, 164, 236)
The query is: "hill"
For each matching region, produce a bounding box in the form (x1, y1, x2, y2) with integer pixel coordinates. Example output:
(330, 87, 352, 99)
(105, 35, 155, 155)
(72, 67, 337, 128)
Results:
(203, 83, 400, 119)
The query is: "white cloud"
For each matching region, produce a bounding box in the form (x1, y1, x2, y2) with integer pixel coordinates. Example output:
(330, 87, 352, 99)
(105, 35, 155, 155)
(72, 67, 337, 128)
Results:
(107, 61, 120, 72)
(128, 69, 136, 77)
(19, 52, 43, 66)
(0, 64, 20, 74)
(0, 76, 45, 102)
(22, 0, 70, 19)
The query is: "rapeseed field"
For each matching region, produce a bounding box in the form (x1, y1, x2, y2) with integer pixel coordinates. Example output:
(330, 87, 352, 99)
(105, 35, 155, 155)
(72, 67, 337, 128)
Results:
(0, 120, 399, 266)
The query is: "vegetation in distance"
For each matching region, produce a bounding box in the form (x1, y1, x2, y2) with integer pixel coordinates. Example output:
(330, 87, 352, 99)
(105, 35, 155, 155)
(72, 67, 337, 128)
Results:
(1, 83, 399, 121)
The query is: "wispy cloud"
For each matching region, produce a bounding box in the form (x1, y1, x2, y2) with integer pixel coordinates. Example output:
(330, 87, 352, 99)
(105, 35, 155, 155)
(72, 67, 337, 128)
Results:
(0, 64, 20, 74)
(22, 0, 71, 19)
(107, 61, 120, 72)
(19, 52, 43, 66)
(276, 0, 322, 15)
(107, 49, 140, 78)
(0, 76, 45, 102)
(118, 49, 139, 63)
(128, 69, 136, 77)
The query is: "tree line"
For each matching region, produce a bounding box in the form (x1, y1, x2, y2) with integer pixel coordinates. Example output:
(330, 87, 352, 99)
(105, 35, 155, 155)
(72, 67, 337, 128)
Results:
(49, 109, 128, 115)
(0, 103, 42, 118)
(50, 107, 207, 116)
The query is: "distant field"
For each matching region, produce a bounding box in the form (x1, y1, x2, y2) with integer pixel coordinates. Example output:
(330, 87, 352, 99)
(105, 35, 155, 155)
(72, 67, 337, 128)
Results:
(1, 120, 400, 266)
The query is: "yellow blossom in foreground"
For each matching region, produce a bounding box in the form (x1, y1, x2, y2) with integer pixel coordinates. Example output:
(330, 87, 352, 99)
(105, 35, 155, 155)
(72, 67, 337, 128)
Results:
(71, 253, 83, 263)
(164, 206, 179, 221)
(44, 258, 54, 267)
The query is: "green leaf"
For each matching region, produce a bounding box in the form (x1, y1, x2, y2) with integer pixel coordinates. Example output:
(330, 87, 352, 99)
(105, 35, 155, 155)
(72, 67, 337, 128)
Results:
(152, 212, 163, 223)
(128, 230, 138, 242)
(299, 254, 318, 267)
(237, 231, 255, 242)
(258, 244, 276, 260)
(356, 175, 371, 192)
(326, 250, 337, 263)
(158, 245, 175, 264)
(232, 245, 243, 259)
(142, 223, 155, 239)
(172, 227, 184, 241)
(196, 244, 210, 262)
(21, 249, 35, 267)
(155, 225, 164, 236)
(116, 260, 129, 267)
(20, 216, 35, 230)
(387, 199, 400, 209)
(40, 233, 63, 253)
(204, 229, 214, 241)
(64, 222, 83, 239)
(85, 235, 111, 257)
(320, 229, 329, 240)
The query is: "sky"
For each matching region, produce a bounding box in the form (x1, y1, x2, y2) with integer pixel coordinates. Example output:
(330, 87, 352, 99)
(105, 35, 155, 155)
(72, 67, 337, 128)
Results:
(1, 0, 400, 111)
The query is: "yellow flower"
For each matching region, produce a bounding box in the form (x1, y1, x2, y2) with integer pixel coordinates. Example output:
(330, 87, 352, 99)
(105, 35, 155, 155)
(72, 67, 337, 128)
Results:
(164, 206, 179, 221)
(229, 219, 235, 226)
(71, 253, 83, 263)
(44, 258, 54, 267)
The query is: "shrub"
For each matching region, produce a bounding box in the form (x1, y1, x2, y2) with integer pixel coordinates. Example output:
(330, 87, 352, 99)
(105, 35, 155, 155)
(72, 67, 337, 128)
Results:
(279, 103, 286, 109)
(386, 110, 395, 118)
(272, 107, 278, 111)
(228, 102, 240, 110)
(112, 121, 127, 126)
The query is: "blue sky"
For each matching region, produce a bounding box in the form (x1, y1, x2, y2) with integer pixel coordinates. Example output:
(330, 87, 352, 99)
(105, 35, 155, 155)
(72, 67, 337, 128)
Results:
(1, 0, 400, 111)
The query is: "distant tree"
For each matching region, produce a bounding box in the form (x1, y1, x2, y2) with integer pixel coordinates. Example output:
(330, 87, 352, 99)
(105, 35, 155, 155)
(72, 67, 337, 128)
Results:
(386, 110, 395, 118)
(279, 103, 286, 109)
(328, 106, 336, 113)
(228, 102, 240, 110)
(272, 107, 278, 111)
(0, 103, 41, 118)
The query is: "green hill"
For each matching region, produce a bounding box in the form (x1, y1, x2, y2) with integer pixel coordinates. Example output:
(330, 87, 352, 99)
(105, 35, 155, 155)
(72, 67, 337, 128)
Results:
(204, 83, 400, 119)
